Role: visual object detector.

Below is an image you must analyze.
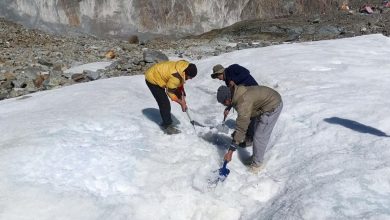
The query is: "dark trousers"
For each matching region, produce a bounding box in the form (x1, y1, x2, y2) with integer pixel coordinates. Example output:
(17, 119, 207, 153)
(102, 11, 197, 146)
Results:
(146, 80, 172, 127)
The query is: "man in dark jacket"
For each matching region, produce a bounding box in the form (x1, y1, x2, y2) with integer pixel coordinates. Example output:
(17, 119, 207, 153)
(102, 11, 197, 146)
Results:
(211, 64, 259, 145)
(216, 85, 283, 173)
(211, 64, 258, 87)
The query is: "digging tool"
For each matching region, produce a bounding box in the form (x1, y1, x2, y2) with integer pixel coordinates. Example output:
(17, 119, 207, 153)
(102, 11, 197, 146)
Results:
(216, 115, 229, 133)
(218, 160, 230, 180)
(207, 160, 230, 188)
(185, 109, 196, 132)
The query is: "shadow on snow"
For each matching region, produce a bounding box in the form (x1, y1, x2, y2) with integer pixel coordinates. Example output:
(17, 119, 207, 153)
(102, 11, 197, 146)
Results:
(324, 117, 389, 137)
(199, 130, 252, 164)
(141, 108, 180, 126)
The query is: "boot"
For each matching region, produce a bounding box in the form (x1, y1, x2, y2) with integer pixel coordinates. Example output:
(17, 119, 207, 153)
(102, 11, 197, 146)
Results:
(244, 156, 264, 174)
(163, 125, 181, 135)
(248, 163, 264, 174)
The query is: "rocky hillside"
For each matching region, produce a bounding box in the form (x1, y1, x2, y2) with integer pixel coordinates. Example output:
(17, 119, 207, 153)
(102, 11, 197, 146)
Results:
(196, 8, 390, 42)
(0, 18, 169, 100)
(0, 0, 372, 38)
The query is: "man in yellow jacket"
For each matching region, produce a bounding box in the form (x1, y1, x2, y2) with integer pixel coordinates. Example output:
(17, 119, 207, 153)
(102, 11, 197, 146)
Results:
(145, 60, 197, 134)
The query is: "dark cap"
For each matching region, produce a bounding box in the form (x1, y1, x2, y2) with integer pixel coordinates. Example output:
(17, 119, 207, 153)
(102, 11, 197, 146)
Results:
(185, 63, 197, 78)
(211, 64, 225, 79)
(217, 85, 231, 104)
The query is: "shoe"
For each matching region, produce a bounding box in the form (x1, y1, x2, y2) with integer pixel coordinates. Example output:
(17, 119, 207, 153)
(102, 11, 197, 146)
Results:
(163, 125, 181, 135)
(248, 163, 263, 174)
(247, 161, 264, 174)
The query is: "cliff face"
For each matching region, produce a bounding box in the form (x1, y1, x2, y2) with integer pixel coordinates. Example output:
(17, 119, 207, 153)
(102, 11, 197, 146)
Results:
(0, 0, 345, 38)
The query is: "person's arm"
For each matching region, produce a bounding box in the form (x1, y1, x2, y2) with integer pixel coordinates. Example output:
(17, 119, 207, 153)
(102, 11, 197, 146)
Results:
(223, 105, 232, 120)
(224, 142, 239, 162)
(232, 102, 253, 144)
(224, 103, 252, 162)
(176, 85, 187, 111)
(228, 80, 236, 87)
(167, 84, 187, 112)
(178, 85, 186, 97)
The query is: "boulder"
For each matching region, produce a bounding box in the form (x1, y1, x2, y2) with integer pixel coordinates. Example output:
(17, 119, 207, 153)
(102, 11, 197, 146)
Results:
(143, 49, 169, 63)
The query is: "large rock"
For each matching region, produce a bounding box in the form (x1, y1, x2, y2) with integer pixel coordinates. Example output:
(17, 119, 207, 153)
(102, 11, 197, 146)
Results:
(143, 49, 169, 63)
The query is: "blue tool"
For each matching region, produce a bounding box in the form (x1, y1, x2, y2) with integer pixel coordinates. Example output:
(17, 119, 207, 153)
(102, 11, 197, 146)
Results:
(207, 160, 230, 188)
(218, 160, 230, 179)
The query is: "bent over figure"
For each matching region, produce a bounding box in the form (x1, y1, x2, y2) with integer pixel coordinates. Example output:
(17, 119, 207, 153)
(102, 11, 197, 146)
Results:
(145, 60, 197, 134)
(217, 85, 283, 173)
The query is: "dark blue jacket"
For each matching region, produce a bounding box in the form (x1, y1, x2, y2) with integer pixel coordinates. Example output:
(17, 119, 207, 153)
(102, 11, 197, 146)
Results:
(224, 64, 258, 87)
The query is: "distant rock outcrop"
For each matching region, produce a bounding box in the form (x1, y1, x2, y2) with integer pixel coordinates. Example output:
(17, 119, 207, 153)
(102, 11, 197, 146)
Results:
(0, 0, 350, 38)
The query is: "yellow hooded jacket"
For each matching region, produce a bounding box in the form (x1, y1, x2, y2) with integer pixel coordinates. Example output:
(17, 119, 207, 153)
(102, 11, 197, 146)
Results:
(145, 60, 189, 101)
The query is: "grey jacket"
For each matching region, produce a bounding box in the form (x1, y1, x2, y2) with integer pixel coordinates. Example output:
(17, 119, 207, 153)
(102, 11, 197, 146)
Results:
(231, 85, 282, 143)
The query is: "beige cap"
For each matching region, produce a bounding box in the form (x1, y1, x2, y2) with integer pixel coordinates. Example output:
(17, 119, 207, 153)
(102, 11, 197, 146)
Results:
(211, 64, 225, 79)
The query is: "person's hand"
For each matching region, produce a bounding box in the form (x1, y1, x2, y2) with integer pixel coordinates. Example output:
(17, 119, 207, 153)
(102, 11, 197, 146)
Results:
(224, 142, 238, 162)
(180, 99, 187, 112)
(228, 81, 236, 87)
(181, 103, 187, 112)
(223, 109, 229, 120)
(224, 150, 233, 162)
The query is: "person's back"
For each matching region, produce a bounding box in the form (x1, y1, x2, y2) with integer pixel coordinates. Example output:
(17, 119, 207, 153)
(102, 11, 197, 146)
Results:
(145, 60, 189, 88)
(233, 85, 281, 116)
(224, 64, 258, 87)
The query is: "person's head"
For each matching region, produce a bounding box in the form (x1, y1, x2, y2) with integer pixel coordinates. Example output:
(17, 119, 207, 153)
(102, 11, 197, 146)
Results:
(185, 63, 197, 80)
(211, 64, 225, 80)
(217, 85, 232, 106)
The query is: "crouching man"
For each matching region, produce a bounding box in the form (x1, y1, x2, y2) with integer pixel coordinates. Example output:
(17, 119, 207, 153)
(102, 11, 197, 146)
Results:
(216, 85, 283, 173)
(145, 60, 197, 135)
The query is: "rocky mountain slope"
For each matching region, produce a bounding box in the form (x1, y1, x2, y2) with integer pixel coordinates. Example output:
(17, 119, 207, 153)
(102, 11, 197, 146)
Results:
(0, 0, 371, 38)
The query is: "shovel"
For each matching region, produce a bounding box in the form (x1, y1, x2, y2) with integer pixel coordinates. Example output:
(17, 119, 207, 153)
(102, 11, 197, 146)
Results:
(207, 160, 230, 188)
(218, 160, 230, 180)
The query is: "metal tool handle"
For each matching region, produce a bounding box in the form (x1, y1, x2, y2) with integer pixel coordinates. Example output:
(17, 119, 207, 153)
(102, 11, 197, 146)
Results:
(186, 110, 192, 121)
(186, 109, 196, 131)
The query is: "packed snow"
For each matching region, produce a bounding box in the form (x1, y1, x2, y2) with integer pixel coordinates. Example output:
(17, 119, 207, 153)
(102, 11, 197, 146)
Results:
(0, 34, 390, 220)
(63, 61, 113, 75)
